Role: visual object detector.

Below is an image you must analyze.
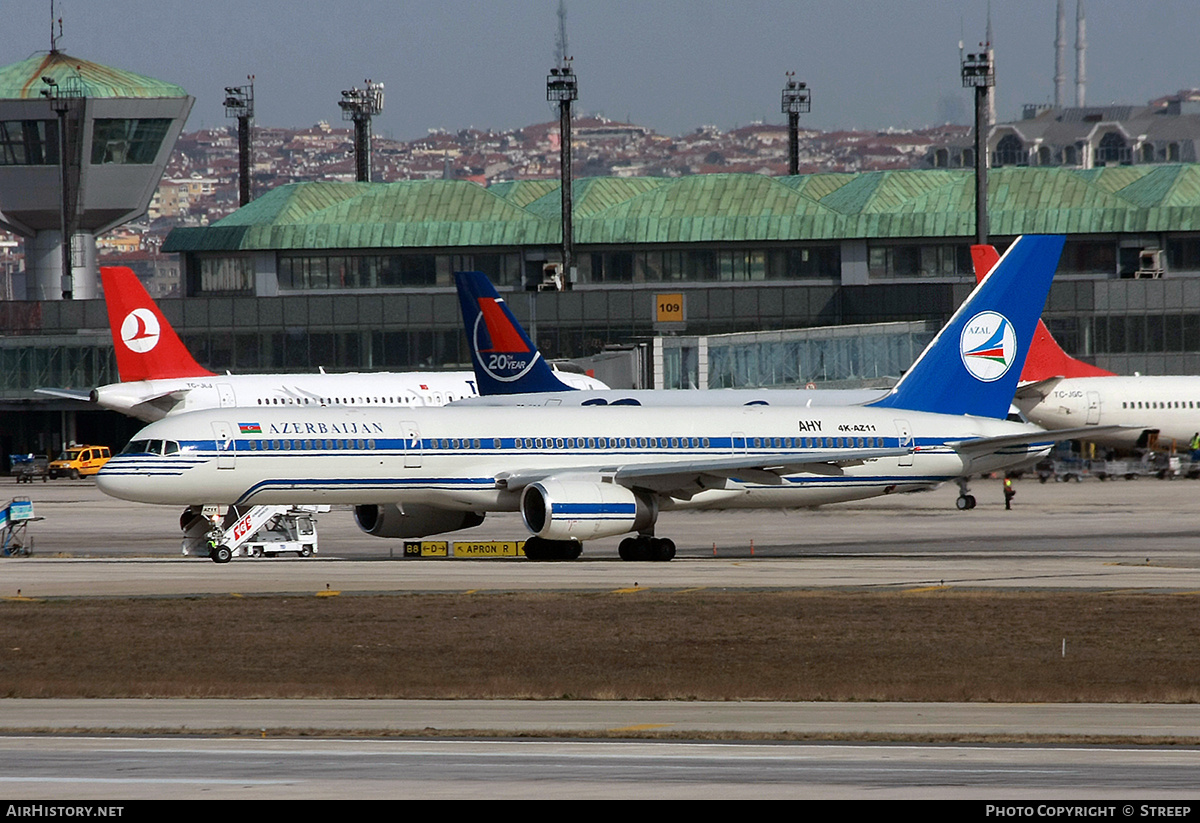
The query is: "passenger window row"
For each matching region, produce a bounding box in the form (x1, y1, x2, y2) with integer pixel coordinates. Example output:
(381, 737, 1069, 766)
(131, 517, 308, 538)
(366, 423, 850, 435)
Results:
(1122, 400, 1197, 409)
(254, 395, 454, 406)
(229, 436, 889, 452)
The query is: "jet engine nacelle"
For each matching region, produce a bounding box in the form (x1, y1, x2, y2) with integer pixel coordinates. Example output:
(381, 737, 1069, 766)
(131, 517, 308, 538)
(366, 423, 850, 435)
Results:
(520, 479, 657, 541)
(353, 503, 485, 539)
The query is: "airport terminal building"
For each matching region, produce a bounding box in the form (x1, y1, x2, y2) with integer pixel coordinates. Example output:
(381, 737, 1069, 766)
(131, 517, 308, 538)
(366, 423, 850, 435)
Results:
(4, 165, 1200, 460)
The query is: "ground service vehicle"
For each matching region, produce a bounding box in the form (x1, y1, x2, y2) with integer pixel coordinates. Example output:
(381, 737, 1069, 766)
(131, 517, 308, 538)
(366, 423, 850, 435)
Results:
(48, 445, 112, 479)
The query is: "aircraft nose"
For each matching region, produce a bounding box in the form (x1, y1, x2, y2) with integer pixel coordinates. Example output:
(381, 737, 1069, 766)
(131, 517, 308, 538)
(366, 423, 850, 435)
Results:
(95, 462, 136, 502)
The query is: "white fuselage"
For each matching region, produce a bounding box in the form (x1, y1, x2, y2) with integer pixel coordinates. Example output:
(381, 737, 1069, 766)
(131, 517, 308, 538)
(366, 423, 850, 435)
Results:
(97, 404, 1052, 515)
(1015, 375, 1200, 448)
(91, 371, 484, 422)
(91, 368, 610, 422)
(453, 387, 890, 408)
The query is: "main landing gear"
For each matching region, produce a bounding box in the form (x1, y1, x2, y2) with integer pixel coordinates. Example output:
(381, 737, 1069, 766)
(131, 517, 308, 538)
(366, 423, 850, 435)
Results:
(955, 477, 977, 510)
(522, 536, 583, 560)
(618, 535, 676, 562)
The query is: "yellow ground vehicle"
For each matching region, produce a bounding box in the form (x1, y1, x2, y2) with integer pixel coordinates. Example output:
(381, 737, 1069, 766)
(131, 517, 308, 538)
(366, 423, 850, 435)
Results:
(48, 445, 112, 479)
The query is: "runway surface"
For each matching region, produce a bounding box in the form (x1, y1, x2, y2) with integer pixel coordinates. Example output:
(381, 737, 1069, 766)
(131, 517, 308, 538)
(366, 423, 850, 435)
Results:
(4, 476, 1200, 798)
(1, 735, 1197, 799)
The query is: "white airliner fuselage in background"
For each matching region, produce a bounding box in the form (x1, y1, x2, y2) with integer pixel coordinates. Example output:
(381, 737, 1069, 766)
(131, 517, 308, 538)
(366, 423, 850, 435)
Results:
(452, 269, 893, 409)
(1014, 375, 1200, 449)
(77, 362, 607, 422)
(36, 265, 605, 421)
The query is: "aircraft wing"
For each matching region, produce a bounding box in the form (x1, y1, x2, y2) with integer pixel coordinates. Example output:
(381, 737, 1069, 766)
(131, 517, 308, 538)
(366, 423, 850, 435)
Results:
(947, 425, 1133, 457)
(35, 388, 93, 403)
(495, 446, 911, 495)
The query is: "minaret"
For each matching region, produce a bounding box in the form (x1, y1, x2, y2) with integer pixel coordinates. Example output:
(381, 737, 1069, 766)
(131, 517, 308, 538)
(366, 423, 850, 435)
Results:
(986, 3, 996, 127)
(1075, 0, 1087, 107)
(1054, 0, 1067, 107)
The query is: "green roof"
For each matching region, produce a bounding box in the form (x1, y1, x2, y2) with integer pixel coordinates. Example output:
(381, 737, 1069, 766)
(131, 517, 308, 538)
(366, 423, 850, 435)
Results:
(0, 51, 187, 99)
(163, 166, 1200, 254)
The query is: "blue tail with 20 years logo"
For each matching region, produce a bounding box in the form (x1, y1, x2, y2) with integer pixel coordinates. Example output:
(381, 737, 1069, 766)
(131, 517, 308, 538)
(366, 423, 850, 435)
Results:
(454, 271, 577, 395)
(869, 234, 1065, 419)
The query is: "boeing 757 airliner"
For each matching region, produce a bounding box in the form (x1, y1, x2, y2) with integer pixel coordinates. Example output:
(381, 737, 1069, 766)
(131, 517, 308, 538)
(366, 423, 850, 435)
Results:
(98, 236, 1113, 562)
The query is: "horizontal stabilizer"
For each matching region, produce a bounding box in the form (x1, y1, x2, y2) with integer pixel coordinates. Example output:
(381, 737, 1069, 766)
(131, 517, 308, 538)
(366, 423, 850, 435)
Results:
(948, 425, 1134, 457)
(34, 388, 93, 403)
(1013, 377, 1063, 402)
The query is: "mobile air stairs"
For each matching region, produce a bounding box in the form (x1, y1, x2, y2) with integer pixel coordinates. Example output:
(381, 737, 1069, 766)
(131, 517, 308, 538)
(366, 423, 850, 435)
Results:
(180, 504, 328, 563)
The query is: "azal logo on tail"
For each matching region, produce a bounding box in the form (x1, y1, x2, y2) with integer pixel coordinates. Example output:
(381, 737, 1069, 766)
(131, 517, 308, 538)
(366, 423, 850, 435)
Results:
(959, 311, 1016, 382)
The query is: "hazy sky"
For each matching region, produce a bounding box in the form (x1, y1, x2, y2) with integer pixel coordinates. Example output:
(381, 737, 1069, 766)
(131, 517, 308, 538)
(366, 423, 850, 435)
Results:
(2, 1, 1195, 139)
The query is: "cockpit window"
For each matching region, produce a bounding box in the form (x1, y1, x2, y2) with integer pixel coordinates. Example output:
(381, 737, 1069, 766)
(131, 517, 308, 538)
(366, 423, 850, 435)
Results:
(120, 439, 181, 456)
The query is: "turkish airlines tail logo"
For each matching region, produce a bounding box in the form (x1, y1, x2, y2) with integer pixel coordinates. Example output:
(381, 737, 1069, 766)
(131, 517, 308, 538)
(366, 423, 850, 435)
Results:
(101, 266, 214, 381)
(120, 308, 160, 353)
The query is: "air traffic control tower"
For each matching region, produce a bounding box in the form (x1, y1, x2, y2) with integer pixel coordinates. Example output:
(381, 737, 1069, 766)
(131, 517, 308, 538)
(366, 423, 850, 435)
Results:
(0, 51, 192, 299)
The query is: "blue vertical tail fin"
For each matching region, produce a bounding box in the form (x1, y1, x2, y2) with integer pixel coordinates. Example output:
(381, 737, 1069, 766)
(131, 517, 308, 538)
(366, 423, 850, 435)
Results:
(454, 271, 576, 395)
(869, 234, 1065, 418)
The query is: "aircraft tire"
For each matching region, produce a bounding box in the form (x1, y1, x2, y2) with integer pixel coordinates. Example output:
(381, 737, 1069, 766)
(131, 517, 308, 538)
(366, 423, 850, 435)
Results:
(956, 495, 970, 510)
(618, 537, 636, 561)
(523, 537, 582, 561)
(523, 537, 544, 560)
(619, 536, 673, 561)
(653, 538, 676, 561)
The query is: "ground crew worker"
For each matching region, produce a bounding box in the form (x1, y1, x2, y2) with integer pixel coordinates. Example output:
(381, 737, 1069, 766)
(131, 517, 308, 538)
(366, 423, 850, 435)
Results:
(1003, 477, 1016, 510)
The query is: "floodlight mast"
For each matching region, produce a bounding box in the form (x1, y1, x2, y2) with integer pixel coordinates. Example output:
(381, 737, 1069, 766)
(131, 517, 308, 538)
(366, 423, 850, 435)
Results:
(961, 46, 995, 245)
(547, 61, 577, 287)
(339, 80, 384, 182)
(780, 73, 810, 176)
(39, 74, 83, 299)
(224, 77, 254, 206)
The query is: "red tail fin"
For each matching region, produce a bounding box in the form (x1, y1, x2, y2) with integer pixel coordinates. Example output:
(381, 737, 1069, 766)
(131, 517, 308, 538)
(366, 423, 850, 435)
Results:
(970, 244, 1114, 380)
(101, 266, 214, 381)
